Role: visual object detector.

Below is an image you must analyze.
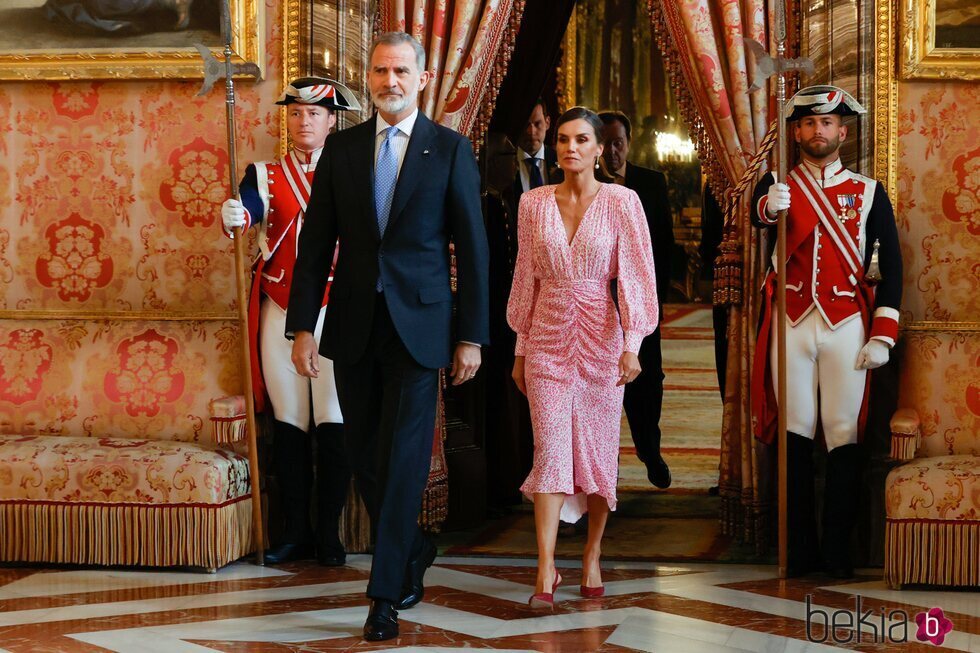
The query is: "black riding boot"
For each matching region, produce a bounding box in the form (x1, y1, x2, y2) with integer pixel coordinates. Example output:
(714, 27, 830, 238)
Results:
(315, 422, 351, 566)
(265, 420, 314, 564)
(787, 432, 821, 577)
(822, 443, 864, 578)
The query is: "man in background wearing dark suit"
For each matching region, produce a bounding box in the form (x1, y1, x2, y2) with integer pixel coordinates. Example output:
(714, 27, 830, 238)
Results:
(288, 32, 489, 642)
(509, 99, 559, 213)
(599, 110, 674, 489)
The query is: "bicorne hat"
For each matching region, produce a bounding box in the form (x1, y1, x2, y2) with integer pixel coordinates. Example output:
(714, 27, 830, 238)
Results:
(276, 77, 362, 111)
(785, 85, 865, 121)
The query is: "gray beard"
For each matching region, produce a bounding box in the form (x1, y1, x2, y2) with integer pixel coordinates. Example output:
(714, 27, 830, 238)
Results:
(373, 92, 412, 115)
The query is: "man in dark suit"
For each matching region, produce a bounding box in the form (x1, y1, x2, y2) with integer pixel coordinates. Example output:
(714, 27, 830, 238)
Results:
(288, 32, 489, 642)
(599, 110, 674, 489)
(506, 99, 559, 216)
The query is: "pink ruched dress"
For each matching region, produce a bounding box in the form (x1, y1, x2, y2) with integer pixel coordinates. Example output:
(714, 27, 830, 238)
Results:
(507, 183, 659, 522)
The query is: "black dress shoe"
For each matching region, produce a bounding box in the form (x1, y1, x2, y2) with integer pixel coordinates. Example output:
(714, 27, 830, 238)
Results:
(363, 599, 399, 641)
(645, 454, 671, 489)
(397, 536, 437, 610)
(263, 541, 313, 565)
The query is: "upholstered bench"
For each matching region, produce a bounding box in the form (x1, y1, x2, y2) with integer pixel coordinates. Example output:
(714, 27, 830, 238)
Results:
(0, 403, 254, 571)
(884, 409, 979, 588)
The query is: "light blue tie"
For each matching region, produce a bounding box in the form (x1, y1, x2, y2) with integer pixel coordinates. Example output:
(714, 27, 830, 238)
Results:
(374, 126, 399, 291)
(375, 126, 399, 237)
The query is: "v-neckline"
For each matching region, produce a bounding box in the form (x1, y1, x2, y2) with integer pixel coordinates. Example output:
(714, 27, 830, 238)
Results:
(552, 183, 605, 248)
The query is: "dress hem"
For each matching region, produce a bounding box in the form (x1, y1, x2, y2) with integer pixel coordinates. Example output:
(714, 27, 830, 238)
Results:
(519, 485, 617, 523)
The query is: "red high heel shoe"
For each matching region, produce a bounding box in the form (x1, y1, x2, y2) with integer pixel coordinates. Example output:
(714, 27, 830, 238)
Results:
(579, 584, 605, 598)
(528, 571, 562, 608)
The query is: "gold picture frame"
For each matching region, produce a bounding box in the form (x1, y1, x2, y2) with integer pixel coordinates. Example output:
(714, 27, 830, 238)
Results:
(901, 0, 980, 80)
(0, 0, 264, 81)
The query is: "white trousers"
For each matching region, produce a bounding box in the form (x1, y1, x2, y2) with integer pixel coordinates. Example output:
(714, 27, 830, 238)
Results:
(260, 297, 342, 430)
(770, 309, 866, 451)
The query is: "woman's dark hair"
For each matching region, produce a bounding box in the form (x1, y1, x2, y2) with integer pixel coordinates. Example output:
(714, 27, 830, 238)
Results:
(555, 106, 615, 182)
(556, 106, 605, 141)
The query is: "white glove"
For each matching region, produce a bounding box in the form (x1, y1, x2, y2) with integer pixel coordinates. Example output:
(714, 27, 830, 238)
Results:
(856, 339, 890, 370)
(221, 198, 246, 232)
(766, 182, 791, 218)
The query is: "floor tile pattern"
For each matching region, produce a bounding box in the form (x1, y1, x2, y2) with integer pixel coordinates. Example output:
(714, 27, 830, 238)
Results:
(1, 556, 976, 652)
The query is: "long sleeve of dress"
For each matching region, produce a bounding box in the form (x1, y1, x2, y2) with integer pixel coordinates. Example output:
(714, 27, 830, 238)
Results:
(616, 189, 660, 353)
(506, 194, 540, 356)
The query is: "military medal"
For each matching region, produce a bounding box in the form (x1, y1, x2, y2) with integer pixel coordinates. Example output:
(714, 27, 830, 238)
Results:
(836, 194, 857, 221)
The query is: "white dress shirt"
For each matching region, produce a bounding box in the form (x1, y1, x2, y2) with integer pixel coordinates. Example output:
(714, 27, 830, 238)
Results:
(516, 145, 548, 192)
(375, 109, 419, 178)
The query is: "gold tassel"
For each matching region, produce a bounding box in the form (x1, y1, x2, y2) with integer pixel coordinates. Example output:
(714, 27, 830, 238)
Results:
(713, 229, 742, 307)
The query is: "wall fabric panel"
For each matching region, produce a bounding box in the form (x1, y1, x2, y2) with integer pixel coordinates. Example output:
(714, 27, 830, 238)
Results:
(896, 79, 979, 456)
(0, 80, 278, 313)
(896, 81, 979, 324)
(0, 0, 283, 443)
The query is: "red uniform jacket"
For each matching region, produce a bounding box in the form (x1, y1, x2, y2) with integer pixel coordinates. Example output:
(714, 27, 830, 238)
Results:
(750, 160, 903, 443)
(223, 149, 335, 411)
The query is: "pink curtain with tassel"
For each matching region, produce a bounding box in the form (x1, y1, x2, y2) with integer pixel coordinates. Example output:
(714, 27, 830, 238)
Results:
(649, 0, 777, 552)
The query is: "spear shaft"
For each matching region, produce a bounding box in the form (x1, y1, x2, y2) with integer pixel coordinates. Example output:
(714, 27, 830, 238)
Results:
(774, 2, 789, 581)
(219, 0, 264, 566)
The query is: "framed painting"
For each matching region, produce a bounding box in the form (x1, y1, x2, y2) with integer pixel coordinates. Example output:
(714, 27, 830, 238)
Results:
(901, 0, 980, 79)
(0, 0, 264, 80)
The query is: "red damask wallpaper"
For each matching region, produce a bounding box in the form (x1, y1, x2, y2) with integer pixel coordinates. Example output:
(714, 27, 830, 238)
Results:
(896, 80, 979, 456)
(0, 2, 282, 440)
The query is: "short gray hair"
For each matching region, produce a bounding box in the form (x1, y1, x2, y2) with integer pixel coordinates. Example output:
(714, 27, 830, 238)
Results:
(369, 32, 426, 73)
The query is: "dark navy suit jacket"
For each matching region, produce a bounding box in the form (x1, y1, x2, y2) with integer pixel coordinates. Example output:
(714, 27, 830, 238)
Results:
(286, 112, 490, 369)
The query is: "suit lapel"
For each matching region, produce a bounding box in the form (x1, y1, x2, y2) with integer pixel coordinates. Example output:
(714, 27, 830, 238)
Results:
(387, 113, 436, 231)
(347, 118, 380, 241)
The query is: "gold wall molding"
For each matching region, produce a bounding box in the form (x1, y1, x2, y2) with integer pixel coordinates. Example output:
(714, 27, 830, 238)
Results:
(0, 0, 264, 81)
(280, 0, 304, 159)
(874, 0, 899, 206)
(901, 0, 980, 80)
(0, 310, 236, 322)
(559, 6, 577, 112)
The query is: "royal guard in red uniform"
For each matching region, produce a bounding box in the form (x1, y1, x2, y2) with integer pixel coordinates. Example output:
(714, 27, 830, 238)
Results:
(751, 85, 902, 578)
(221, 77, 361, 565)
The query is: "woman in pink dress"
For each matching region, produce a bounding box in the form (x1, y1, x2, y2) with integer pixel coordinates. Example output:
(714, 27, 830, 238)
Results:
(508, 107, 659, 607)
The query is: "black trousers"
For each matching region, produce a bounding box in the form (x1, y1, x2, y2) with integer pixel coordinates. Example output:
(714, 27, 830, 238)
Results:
(622, 326, 665, 461)
(333, 294, 439, 602)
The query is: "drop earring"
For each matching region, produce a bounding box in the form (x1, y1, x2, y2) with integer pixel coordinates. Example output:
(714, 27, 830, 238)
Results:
(594, 158, 600, 170)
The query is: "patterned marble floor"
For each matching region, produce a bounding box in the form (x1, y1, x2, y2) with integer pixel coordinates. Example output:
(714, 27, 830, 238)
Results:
(1, 555, 976, 652)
